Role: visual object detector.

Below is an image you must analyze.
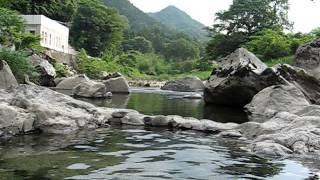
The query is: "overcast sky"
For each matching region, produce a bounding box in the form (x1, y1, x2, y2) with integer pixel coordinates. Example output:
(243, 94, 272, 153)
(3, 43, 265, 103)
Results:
(129, 0, 320, 33)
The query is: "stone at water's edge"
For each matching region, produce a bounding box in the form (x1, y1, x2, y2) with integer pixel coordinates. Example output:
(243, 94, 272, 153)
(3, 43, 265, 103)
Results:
(204, 48, 284, 106)
(204, 48, 320, 106)
(103, 76, 130, 94)
(0, 60, 18, 89)
(0, 85, 112, 136)
(245, 85, 310, 123)
(295, 39, 320, 79)
(242, 84, 320, 155)
(72, 81, 112, 98)
(56, 74, 90, 90)
(161, 76, 205, 92)
(274, 64, 320, 104)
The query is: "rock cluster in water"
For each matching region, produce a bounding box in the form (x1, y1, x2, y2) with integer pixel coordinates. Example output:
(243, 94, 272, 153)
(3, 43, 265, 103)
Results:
(203, 47, 320, 156)
(1, 42, 320, 158)
(161, 76, 205, 92)
(55, 73, 130, 98)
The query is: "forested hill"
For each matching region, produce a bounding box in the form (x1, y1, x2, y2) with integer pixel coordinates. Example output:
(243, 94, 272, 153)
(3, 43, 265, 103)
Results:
(102, 0, 203, 59)
(102, 0, 163, 32)
(149, 6, 208, 41)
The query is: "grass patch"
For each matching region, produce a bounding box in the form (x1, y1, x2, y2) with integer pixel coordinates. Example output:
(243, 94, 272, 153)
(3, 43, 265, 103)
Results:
(265, 55, 294, 67)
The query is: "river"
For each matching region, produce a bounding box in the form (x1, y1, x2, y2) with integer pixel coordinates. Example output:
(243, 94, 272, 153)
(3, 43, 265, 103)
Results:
(0, 88, 319, 179)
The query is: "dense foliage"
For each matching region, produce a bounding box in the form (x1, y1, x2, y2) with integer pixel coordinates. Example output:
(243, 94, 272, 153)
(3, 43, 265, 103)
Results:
(0, 7, 40, 50)
(245, 29, 314, 61)
(0, 49, 35, 82)
(70, 0, 127, 57)
(102, 0, 205, 61)
(122, 36, 153, 53)
(206, 0, 293, 60)
(164, 38, 200, 61)
(3, 0, 79, 22)
(311, 28, 320, 38)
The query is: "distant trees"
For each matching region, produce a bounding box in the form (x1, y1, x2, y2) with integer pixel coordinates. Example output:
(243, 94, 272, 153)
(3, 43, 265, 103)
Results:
(70, 0, 127, 57)
(242, 29, 314, 61)
(165, 38, 200, 61)
(122, 36, 153, 53)
(3, 0, 79, 22)
(244, 29, 292, 60)
(311, 28, 320, 38)
(206, 0, 293, 60)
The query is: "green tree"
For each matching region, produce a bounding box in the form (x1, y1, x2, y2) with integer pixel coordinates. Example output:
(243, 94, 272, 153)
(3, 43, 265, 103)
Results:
(206, 32, 248, 60)
(244, 29, 291, 60)
(0, 7, 40, 50)
(165, 38, 200, 61)
(70, 0, 127, 57)
(122, 36, 153, 53)
(213, 0, 292, 36)
(4, 0, 79, 22)
(311, 27, 320, 38)
(288, 32, 314, 53)
(206, 0, 292, 60)
(244, 29, 314, 61)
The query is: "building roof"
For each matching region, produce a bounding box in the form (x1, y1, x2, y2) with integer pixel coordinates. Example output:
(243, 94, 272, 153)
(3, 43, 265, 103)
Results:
(21, 15, 69, 30)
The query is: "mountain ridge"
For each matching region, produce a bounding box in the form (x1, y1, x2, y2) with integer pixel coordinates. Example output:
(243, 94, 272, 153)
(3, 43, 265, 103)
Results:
(149, 5, 208, 41)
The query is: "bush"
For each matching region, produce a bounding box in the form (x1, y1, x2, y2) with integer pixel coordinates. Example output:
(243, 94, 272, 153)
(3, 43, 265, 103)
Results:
(288, 33, 314, 53)
(0, 7, 40, 50)
(244, 29, 291, 61)
(0, 49, 35, 83)
(54, 63, 73, 77)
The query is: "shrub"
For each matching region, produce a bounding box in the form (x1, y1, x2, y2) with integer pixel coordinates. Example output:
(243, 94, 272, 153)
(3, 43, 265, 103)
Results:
(54, 63, 73, 77)
(244, 29, 291, 61)
(0, 7, 40, 50)
(0, 49, 35, 82)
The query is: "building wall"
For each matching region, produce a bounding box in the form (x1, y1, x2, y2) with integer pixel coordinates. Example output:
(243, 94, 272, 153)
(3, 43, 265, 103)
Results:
(21, 15, 69, 54)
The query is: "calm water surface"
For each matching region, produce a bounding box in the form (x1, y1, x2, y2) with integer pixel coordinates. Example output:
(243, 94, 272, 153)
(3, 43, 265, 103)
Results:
(0, 88, 319, 179)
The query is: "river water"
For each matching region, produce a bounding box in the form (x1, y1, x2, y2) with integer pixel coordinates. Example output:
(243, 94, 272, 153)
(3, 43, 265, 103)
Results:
(0, 88, 319, 179)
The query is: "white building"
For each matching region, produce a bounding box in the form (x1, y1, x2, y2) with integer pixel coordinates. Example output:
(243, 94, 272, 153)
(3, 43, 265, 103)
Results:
(21, 15, 69, 54)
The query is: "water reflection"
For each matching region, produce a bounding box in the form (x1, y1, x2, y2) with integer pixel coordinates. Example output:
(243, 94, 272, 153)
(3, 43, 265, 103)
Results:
(68, 88, 248, 123)
(0, 127, 318, 179)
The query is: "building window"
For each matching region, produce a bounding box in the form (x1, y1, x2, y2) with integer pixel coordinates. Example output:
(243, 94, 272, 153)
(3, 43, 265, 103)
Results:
(44, 32, 48, 44)
(41, 31, 45, 43)
(49, 34, 52, 45)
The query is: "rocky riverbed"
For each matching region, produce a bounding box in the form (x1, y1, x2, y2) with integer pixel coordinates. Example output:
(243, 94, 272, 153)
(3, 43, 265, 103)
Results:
(1, 42, 320, 178)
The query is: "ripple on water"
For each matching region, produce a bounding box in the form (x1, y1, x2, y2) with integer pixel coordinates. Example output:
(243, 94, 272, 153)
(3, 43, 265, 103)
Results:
(0, 123, 318, 179)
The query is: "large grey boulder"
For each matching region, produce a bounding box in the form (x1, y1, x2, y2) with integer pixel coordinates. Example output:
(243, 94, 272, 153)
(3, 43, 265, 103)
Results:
(56, 74, 90, 90)
(275, 64, 320, 104)
(245, 85, 310, 122)
(103, 76, 130, 94)
(161, 76, 205, 92)
(72, 81, 111, 98)
(0, 60, 18, 89)
(241, 84, 320, 155)
(204, 48, 284, 106)
(295, 39, 320, 79)
(0, 85, 112, 136)
(29, 54, 56, 87)
(240, 111, 320, 155)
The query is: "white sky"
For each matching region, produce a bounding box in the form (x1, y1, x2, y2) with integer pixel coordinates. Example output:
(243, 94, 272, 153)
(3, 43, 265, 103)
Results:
(129, 0, 320, 33)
